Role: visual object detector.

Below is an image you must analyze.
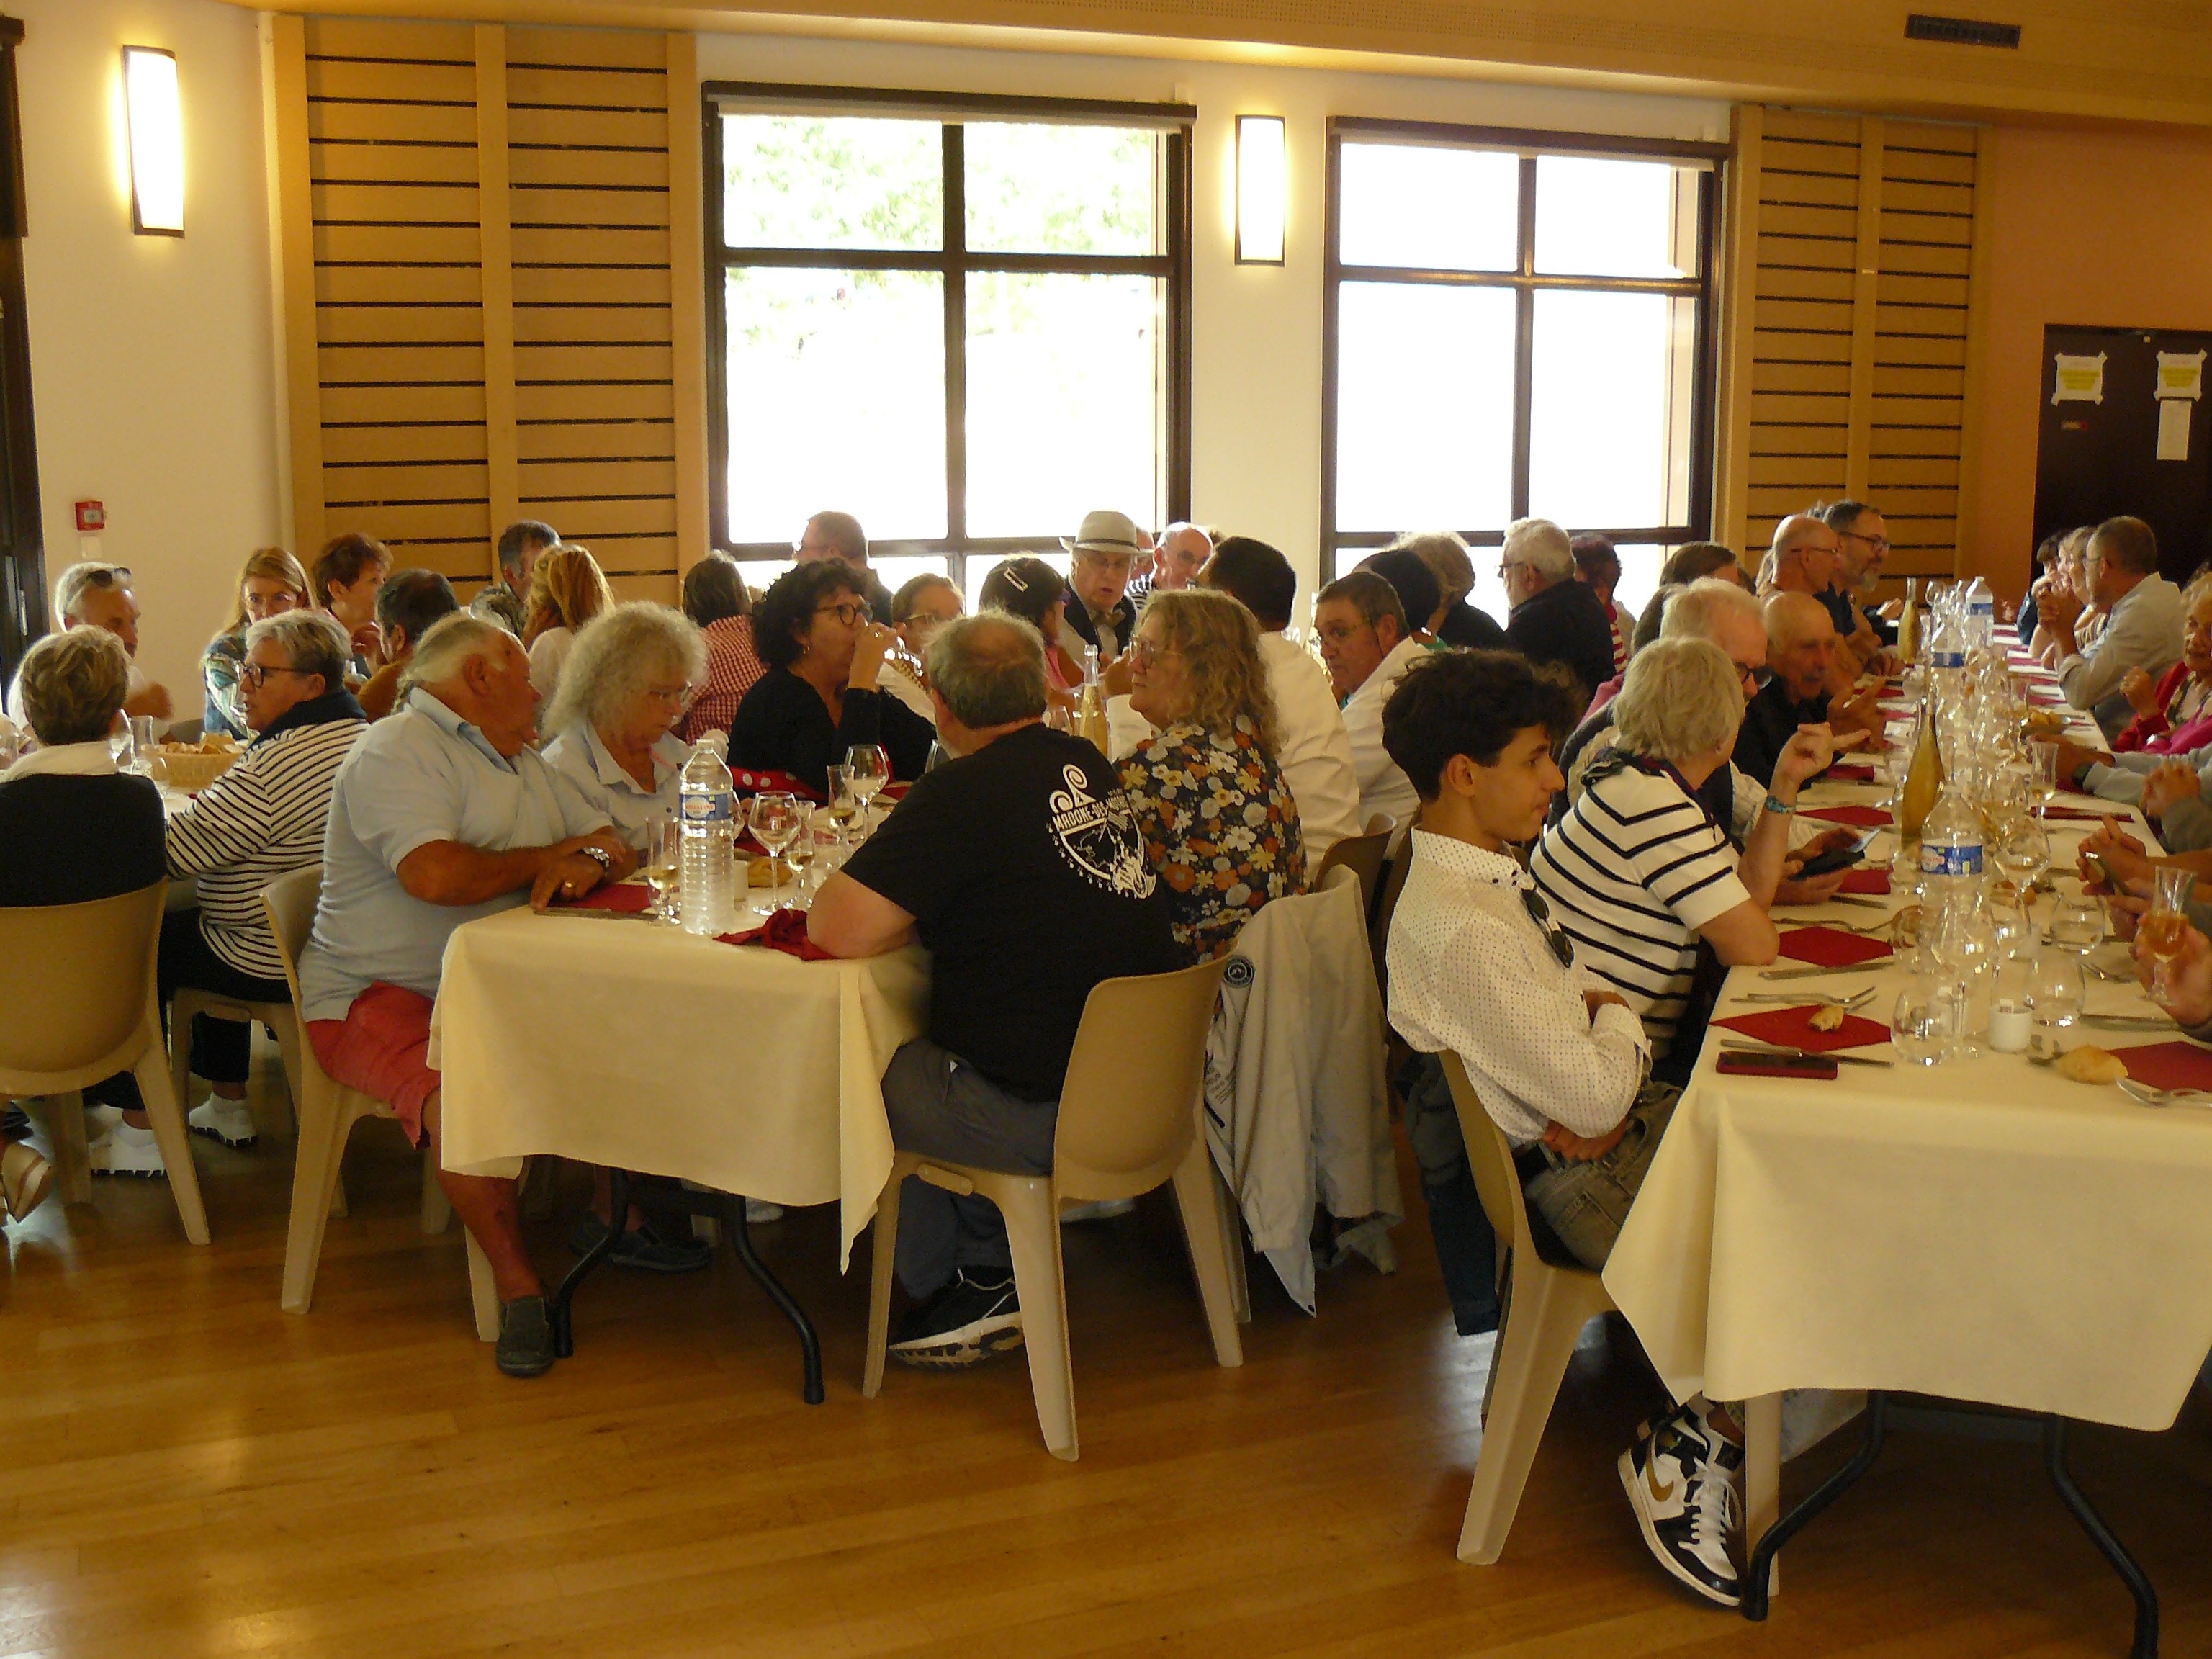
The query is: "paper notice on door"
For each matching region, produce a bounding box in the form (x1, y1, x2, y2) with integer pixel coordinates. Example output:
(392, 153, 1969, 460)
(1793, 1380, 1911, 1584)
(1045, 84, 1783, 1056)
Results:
(2158, 396, 2192, 461)
(2053, 352, 2107, 404)
(2158, 350, 2207, 400)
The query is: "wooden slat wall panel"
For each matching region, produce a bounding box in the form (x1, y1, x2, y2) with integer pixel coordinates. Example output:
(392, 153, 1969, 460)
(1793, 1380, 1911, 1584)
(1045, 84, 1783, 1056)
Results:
(282, 15, 688, 603)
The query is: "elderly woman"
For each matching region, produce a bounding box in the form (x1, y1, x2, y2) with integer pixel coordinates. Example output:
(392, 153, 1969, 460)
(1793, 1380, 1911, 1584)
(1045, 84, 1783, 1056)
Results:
(1389, 531, 1503, 647)
(1116, 588, 1306, 963)
(202, 547, 311, 738)
(884, 572, 963, 726)
(0, 629, 166, 1190)
(523, 544, 614, 701)
(728, 560, 935, 796)
(979, 555, 1084, 696)
(2108, 575, 2212, 752)
(153, 611, 369, 1155)
(2032, 526, 2100, 667)
(543, 603, 708, 849)
(676, 554, 765, 742)
(1532, 636, 1833, 1073)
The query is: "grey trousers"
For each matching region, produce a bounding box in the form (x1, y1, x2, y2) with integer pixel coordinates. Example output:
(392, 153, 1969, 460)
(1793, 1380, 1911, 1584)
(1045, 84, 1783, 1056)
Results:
(1520, 1082, 1680, 1272)
(880, 1036, 1058, 1298)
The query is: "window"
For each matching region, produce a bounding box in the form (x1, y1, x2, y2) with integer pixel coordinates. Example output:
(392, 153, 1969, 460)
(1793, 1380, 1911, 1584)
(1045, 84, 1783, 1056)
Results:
(706, 86, 1193, 602)
(1322, 120, 1725, 624)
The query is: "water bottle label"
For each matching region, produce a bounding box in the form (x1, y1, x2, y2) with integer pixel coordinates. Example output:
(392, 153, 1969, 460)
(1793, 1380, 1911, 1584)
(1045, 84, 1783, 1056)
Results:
(1920, 843, 1984, 877)
(682, 790, 734, 825)
(1930, 649, 1966, 669)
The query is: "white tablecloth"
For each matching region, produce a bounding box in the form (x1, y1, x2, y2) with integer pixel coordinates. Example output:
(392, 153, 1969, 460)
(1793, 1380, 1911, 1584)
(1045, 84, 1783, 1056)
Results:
(429, 906, 929, 1269)
(1605, 778, 2212, 1433)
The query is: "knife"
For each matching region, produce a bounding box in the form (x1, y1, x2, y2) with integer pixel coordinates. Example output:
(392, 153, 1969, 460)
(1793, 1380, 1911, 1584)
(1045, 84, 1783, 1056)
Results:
(1720, 1040, 1894, 1069)
(1758, 963, 1886, 981)
(541, 906, 652, 920)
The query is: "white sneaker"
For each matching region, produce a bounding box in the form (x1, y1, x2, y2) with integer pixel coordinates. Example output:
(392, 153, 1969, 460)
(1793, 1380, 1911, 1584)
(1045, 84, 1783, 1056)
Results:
(1059, 1198, 1136, 1224)
(88, 1122, 166, 1179)
(1619, 1399, 1744, 1607)
(188, 1094, 258, 1148)
(84, 1102, 125, 1136)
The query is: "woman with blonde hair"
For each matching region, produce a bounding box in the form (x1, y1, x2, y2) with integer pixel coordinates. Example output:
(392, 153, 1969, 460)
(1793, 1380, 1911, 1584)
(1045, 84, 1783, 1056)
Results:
(523, 544, 614, 701)
(202, 547, 312, 737)
(542, 603, 708, 850)
(1118, 588, 1306, 963)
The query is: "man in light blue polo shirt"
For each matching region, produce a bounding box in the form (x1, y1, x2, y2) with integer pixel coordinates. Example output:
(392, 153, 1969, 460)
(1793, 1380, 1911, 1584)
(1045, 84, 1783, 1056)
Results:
(300, 613, 634, 1377)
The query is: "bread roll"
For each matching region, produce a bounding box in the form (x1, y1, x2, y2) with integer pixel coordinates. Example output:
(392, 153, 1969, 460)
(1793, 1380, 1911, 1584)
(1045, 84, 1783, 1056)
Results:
(2055, 1046, 2128, 1085)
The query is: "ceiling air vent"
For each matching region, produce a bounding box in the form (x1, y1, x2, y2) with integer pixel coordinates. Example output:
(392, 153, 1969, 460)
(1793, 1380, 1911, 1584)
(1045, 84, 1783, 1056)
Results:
(1905, 13, 2023, 47)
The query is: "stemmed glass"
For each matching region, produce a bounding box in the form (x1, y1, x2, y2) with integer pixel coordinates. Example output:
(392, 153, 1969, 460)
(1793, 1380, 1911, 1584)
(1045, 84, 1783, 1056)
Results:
(1993, 816, 2051, 900)
(748, 791, 803, 914)
(2030, 739, 2062, 810)
(2141, 865, 2198, 1002)
(824, 763, 862, 845)
(845, 745, 889, 832)
(644, 815, 681, 923)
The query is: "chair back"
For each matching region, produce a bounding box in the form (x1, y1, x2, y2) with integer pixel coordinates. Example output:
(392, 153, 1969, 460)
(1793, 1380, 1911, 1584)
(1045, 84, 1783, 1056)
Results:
(1312, 812, 1394, 921)
(1053, 957, 1228, 1201)
(1438, 1051, 1537, 1259)
(0, 881, 166, 1089)
(260, 863, 323, 1011)
(1367, 821, 1415, 992)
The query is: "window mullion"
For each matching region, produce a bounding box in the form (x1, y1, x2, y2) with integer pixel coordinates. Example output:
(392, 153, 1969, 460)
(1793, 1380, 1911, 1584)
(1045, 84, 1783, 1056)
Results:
(943, 124, 967, 548)
(1509, 156, 1537, 523)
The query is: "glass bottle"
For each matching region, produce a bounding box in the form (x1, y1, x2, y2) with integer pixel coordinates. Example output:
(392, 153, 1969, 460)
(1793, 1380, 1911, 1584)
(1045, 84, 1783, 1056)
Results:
(1899, 694, 1946, 847)
(1077, 644, 1110, 755)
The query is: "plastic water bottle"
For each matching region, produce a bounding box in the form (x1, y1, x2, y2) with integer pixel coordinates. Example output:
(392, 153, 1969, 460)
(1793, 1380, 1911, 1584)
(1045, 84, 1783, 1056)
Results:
(1919, 778, 1984, 909)
(1964, 575, 1995, 647)
(678, 745, 737, 935)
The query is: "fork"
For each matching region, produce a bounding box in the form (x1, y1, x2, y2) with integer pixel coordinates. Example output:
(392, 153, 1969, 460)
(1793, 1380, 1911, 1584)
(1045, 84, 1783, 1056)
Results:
(1734, 988, 1879, 1011)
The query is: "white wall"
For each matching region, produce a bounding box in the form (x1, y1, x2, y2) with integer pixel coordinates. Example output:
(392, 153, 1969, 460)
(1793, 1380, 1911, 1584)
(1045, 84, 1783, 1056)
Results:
(13, 0, 280, 718)
(693, 31, 1727, 619)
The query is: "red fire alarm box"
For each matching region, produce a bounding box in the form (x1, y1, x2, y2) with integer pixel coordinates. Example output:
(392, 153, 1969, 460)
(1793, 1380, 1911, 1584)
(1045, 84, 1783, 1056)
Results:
(74, 500, 104, 533)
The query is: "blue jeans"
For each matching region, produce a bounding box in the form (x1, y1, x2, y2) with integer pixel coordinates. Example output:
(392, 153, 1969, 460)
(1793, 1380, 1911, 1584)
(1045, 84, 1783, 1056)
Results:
(1520, 1082, 1679, 1272)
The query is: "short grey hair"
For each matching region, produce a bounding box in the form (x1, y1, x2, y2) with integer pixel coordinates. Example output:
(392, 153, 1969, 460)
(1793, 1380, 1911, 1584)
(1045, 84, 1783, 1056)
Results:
(1503, 518, 1573, 583)
(246, 609, 351, 693)
(53, 562, 132, 624)
(1388, 531, 1475, 604)
(398, 613, 516, 701)
(1660, 577, 1761, 646)
(17, 627, 130, 745)
(1611, 636, 1745, 765)
(926, 613, 1048, 728)
(542, 602, 706, 739)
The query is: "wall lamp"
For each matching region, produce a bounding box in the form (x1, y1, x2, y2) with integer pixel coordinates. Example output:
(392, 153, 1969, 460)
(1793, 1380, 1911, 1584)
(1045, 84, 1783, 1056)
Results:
(1236, 114, 1285, 265)
(123, 46, 184, 236)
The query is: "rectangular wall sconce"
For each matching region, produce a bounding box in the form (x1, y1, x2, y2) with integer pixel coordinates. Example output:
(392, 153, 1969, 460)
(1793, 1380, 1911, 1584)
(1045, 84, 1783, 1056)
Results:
(1236, 114, 1285, 265)
(123, 46, 184, 236)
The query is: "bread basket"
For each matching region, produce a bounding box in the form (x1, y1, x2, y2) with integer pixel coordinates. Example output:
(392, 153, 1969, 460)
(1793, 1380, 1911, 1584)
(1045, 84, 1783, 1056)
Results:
(150, 747, 239, 793)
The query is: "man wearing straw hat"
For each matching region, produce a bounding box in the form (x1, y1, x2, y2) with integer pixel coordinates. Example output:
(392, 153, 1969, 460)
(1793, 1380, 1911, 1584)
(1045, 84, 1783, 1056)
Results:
(1058, 509, 1147, 665)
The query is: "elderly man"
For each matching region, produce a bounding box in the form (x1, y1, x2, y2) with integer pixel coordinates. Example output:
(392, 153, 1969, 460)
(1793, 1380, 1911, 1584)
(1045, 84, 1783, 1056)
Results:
(359, 569, 459, 721)
(1197, 536, 1364, 858)
(5, 562, 173, 727)
(1820, 499, 1895, 652)
(1058, 509, 1146, 662)
(797, 510, 895, 624)
(472, 520, 558, 638)
(1126, 521, 1213, 610)
(1760, 514, 1870, 697)
(809, 613, 1177, 1367)
(297, 614, 634, 1377)
(1732, 591, 1881, 786)
(1315, 570, 1426, 830)
(1499, 518, 1617, 702)
(2040, 516, 2184, 732)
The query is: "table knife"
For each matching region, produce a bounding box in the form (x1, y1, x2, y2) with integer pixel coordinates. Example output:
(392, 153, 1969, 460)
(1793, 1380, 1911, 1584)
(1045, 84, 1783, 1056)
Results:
(1720, 1040, 1894, 1069)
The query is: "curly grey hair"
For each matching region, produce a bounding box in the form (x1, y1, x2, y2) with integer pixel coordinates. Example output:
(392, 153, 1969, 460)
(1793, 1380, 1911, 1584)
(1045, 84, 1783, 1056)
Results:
(541, 602, 706, 739)
(245, 609, 351, 693)
(1611, 636, 1745, 765)
(17, 628, 130, 745)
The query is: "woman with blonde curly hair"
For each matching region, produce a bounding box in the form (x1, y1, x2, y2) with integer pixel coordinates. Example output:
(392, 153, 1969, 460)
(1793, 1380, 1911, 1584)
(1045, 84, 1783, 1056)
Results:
(1118, 588, 1305, 963)
(541, 603, 708, 850)
(202, 547, 311, 737)
(523, 544, 615, 701)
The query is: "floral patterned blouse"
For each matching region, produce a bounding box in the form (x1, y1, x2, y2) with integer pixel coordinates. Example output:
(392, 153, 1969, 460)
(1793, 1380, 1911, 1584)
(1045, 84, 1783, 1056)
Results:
(1118, 716, 1307, 964)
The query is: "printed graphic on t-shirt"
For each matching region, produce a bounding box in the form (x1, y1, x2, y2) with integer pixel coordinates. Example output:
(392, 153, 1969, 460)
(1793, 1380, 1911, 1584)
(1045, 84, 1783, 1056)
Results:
(1048, 763, 1156, 899)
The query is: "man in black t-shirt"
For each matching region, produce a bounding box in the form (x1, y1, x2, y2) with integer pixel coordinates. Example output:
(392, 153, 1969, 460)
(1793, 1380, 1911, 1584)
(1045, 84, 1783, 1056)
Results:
(811, 613, 1177, 1367)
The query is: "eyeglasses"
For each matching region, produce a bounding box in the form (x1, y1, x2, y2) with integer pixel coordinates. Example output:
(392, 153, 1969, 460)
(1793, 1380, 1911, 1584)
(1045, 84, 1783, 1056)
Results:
(1521, 886, 1575, 969)
(643, 683, 698, 711)
(79, 565, 133, 588)
(1129, 639, 1179, 667)
(240, 662, 313, 689)
(1498, 559, 1532, 579)
(1838, 530, 1891, 554)
(1316, 619, 1373, 647)
(813, 602, 868, 628)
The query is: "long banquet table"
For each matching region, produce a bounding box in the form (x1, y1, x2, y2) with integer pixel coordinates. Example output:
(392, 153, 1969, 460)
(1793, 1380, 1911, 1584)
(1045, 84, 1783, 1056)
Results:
(1604, 638, 2212, 1646)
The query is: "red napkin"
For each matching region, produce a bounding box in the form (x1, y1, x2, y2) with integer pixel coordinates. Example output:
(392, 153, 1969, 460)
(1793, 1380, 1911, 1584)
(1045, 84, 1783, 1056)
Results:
(721, 907, 835, 961)
(1777, 925, 1893, 966)
(730, 767, 823, 804)
(561, 881, 652, 914)
(1801, 804, 1892, 828)
(1714, 1005, 1892, 1053)
(1838, 868, 1892, 895)
(1826, 763, 1876, 782)
(2104, 1040, 2212, 1092)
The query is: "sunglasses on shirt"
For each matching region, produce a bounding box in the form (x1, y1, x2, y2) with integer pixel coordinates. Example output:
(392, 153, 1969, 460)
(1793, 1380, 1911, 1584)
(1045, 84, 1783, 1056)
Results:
(1521, 887, 1575, 969)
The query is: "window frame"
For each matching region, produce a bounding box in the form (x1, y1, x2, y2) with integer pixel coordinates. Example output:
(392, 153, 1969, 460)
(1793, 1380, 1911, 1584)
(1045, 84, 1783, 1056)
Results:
(1320, 117, 1731, 582)
(703, 82, 1195, 593)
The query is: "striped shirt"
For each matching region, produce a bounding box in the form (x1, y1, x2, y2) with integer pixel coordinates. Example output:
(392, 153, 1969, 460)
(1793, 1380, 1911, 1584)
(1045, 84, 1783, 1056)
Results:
(165, 714, 368, 980)
(1529, 752, 1748, 1058)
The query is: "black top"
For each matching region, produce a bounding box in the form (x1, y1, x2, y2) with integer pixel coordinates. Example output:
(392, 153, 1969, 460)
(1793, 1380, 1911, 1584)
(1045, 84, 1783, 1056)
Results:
(1732, 676, 1831, 787)
(2017, 591, 2038, 644)
(726, 667, 936, 797)
(863, 573, 896, 627)
(0, 772, 166, 908)
(1504, 577, 1617, 704)
(840, 723, 1178, 1101)
(1437, 599, 1506, 649)
(1817, 585, 1859, 639)
(1060, 586, 1138, 659)
(1863, 601, 1897, 648)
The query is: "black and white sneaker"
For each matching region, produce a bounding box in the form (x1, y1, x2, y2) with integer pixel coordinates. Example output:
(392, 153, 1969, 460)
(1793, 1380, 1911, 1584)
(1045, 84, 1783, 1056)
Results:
(1619, 1399, 1744, 1607)
(889, 1268, 1022, 1369)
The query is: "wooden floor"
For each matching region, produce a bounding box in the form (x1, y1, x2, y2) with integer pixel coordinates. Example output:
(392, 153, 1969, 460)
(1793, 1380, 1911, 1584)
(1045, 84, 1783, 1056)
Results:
(4, 1065, 2210, 1658)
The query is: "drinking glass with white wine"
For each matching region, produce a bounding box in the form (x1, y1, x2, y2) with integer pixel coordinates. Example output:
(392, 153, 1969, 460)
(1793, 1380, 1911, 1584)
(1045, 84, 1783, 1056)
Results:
(2140, 864, 2198, 1002)
(748, 791, 804, 914)
(845, 745, 890, 833)
(645, 815, 681, 923)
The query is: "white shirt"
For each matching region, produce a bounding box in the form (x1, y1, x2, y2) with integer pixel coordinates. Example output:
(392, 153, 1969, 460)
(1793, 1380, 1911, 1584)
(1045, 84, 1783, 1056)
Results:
(541, 721, 688, 852)
(1, 738, 117, 781)
(1341, 636, 1426, 833)
(2057, 574, 2184, 713)
(878, 660, 938, 729)
(1386, 828, 1648, 1144)
(527, 626, 576, 703)
(1259, 631, 1364, 859)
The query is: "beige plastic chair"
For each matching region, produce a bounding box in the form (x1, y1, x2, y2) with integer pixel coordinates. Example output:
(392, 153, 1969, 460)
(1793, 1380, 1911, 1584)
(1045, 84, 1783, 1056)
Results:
(1367, 822, 1415, 995)
(1439, 1051, 1617, 1565)
(0, 882, 210, 1243)
(261, 865, 497, 1341)
(863, 958, 1243, 1460)
(1312, 811, 1395, 921)
(167, 989, 302, 1144)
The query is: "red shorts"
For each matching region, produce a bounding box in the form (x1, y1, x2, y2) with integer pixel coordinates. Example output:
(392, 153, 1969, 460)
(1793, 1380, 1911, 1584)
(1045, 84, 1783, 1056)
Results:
(307, 983, 439, 1148)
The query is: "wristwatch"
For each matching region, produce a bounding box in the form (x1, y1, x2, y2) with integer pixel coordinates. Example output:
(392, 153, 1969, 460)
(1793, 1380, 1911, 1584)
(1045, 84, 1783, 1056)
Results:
(575, 844, 613, 874)
(1764, 793, 1797, 816)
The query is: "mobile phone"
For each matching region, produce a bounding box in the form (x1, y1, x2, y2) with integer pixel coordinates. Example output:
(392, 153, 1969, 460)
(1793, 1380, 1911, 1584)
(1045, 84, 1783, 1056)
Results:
(1794, 830, 1877, 879)
(1717, 1051, 1838, 1080)
(2083, 850, 2120, 890)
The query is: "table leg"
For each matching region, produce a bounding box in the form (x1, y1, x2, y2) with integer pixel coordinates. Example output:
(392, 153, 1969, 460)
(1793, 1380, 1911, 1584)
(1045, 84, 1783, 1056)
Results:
(1743, 1392, 1783, 1600)
(1743, 1393, 1890, 1622)
(549, 1166, 626, 1358)
(2044, 1417, 2159, 1659)
(721, 1192, 824, 1405)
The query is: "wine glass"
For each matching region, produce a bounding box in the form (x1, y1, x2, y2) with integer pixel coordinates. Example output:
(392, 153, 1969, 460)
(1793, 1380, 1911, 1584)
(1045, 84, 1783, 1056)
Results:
(924, 740, 952, 775)
(748, 791, 803, 913)
(1993, 817, 2051, 899)
(2141, 865, 2198, 1002)
(644, 815, 681, 923)
(845, 745, 890, 830)
(824, 763, 862, 844)
(2030, 739, 2062, 809)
